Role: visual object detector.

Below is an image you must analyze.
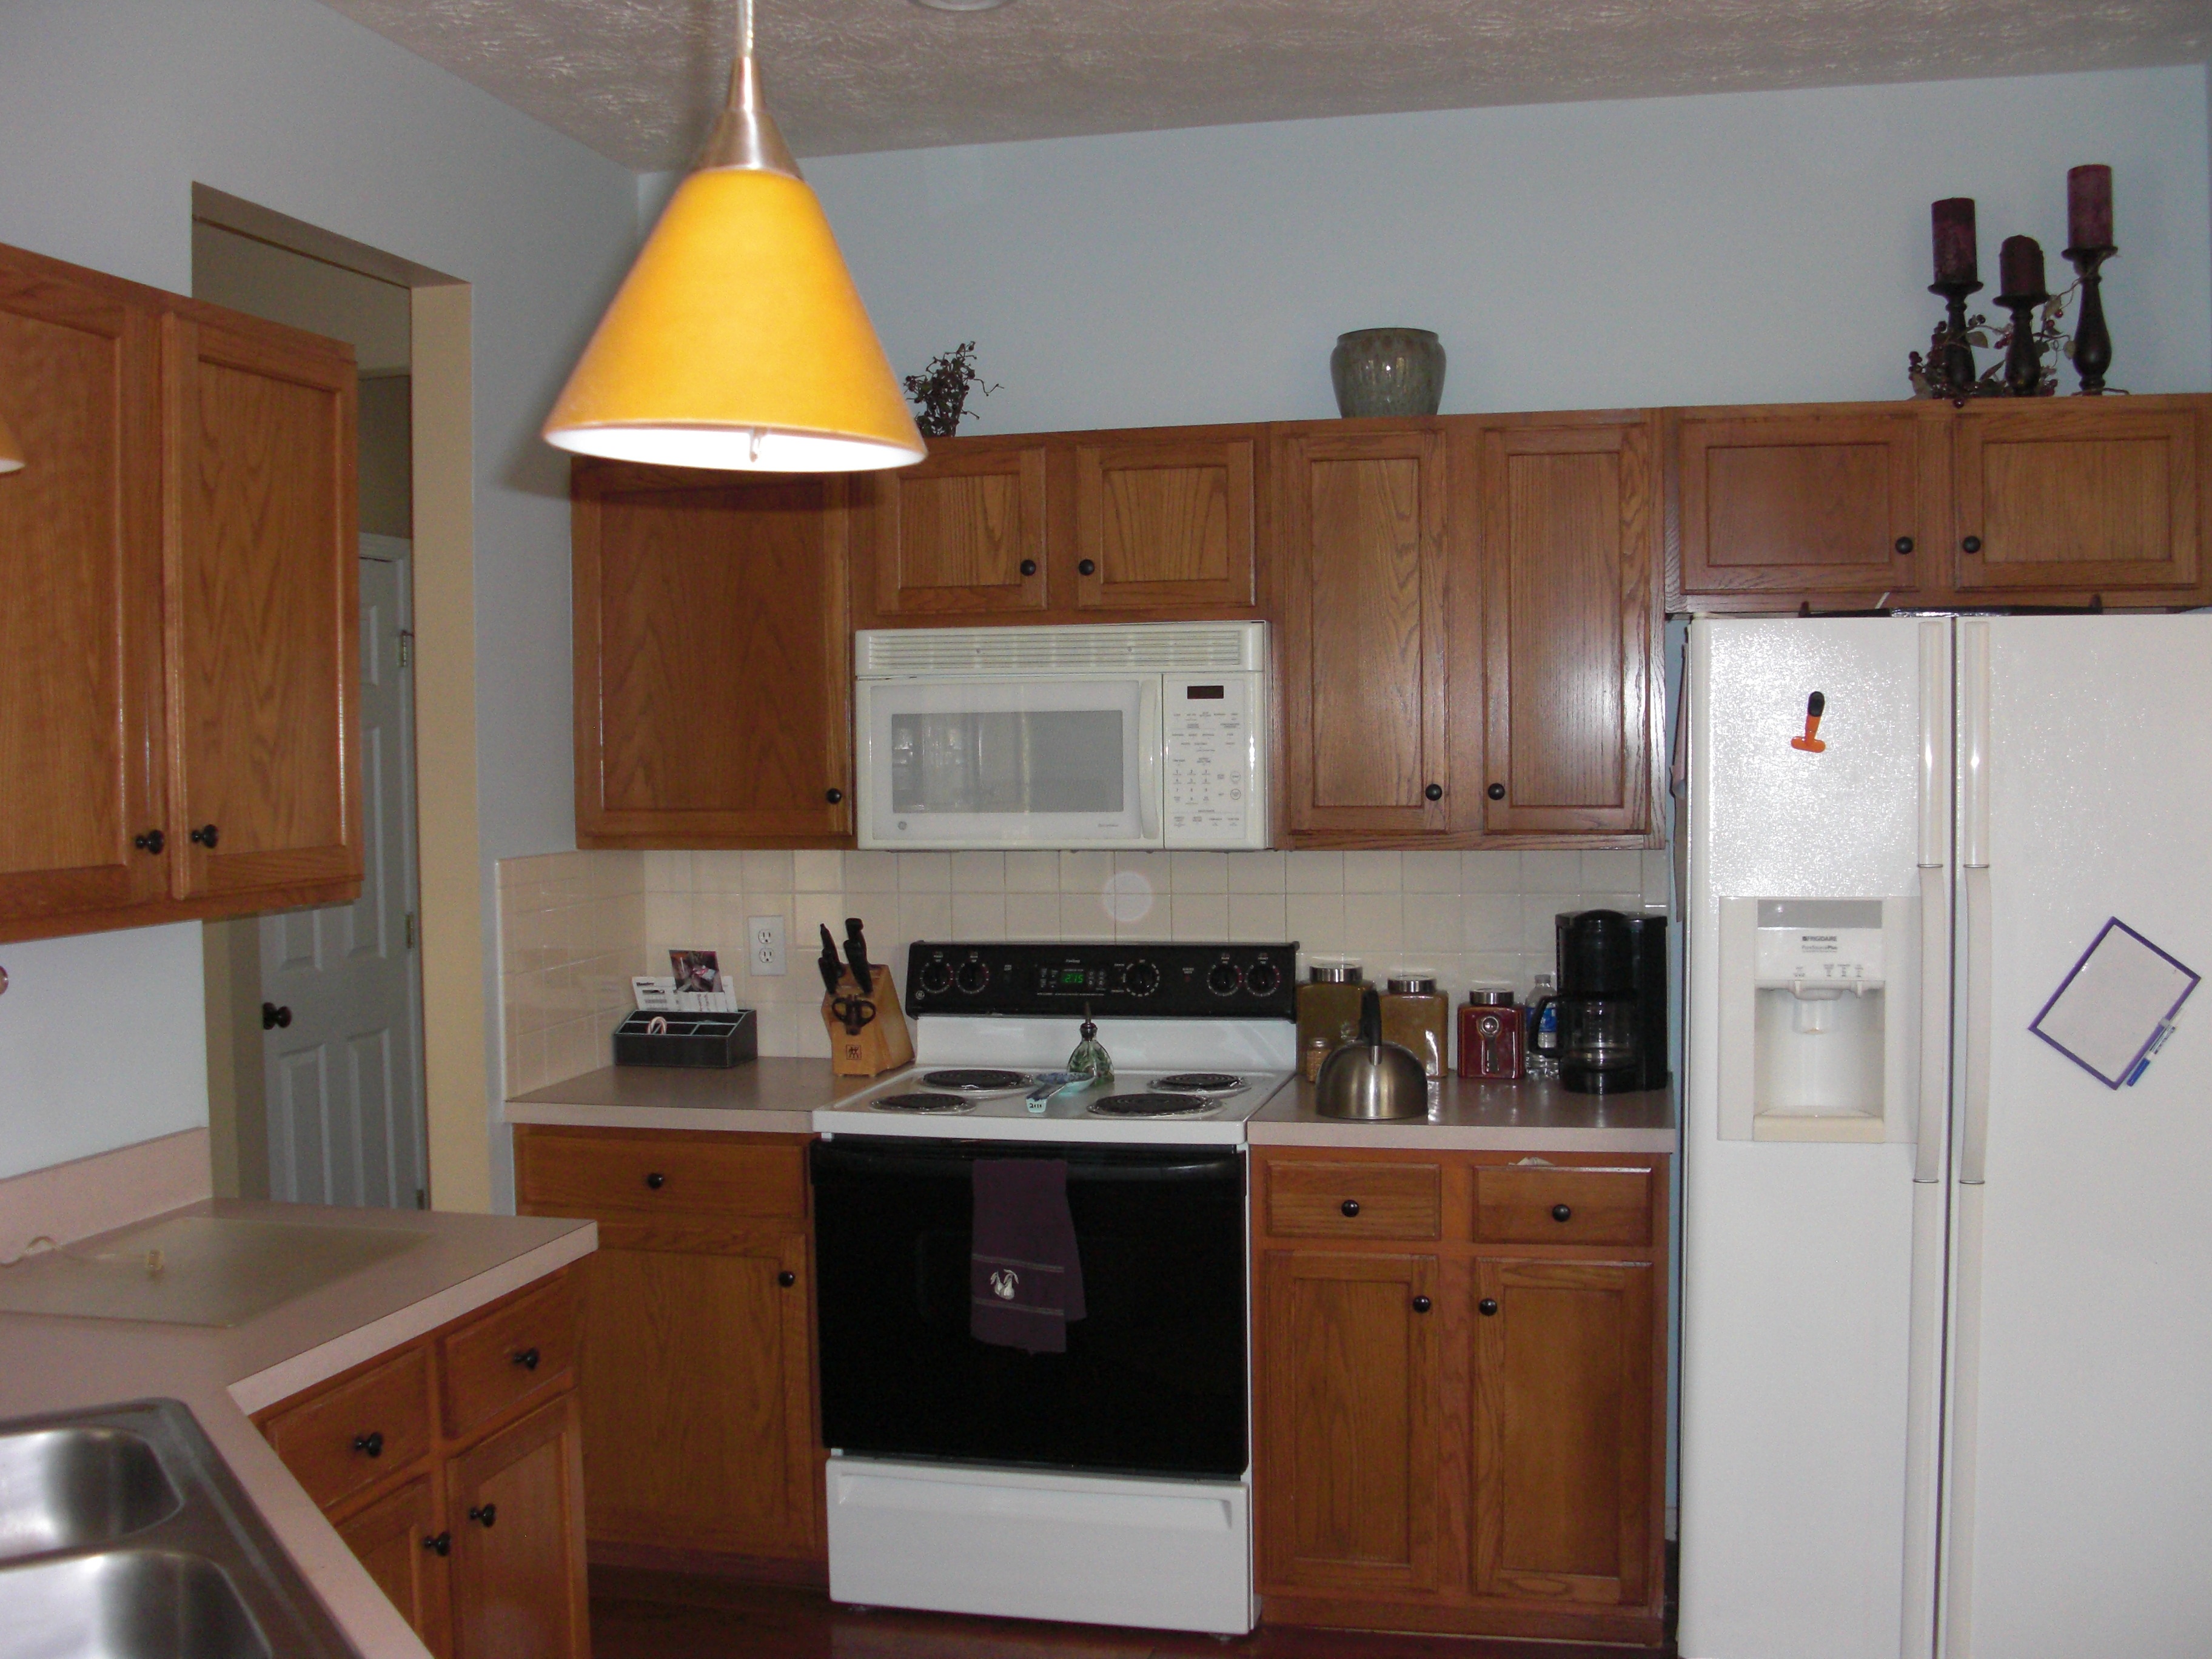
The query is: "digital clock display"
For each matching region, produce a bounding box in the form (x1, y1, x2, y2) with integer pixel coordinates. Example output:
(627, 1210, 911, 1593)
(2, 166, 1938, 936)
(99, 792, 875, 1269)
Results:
(1058, 968, 1087, 986)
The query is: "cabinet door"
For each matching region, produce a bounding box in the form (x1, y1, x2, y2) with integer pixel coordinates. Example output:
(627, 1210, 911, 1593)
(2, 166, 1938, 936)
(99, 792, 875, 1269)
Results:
(163, 312, 361, 900)
(446, 1393, 589, 1659)
(1071, 433, 1256, 611)
(862, 443, 1047, 616)
(334, 1472, 452, 1659)
(0, 249, 167, 931)
(1256, 1248, 1443, 1595)
(574, 1226, 817, 1559)
(574, 466, 852, 844)
(1672, 408, 1933, 602)
(1952, 401, 2204, 594)
(1476, 420, 1655, 837)
(1471, 1259, 1655, 1609)
(1276, 429, 1452, 839)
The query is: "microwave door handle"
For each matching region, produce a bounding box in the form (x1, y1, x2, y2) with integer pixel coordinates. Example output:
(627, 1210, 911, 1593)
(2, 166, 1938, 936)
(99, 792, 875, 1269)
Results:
(1138, 679, 1162, 841)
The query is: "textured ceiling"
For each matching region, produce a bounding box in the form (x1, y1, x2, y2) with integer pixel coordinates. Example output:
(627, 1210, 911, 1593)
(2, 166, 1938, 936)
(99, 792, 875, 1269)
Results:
(317, 0, 2211, 169)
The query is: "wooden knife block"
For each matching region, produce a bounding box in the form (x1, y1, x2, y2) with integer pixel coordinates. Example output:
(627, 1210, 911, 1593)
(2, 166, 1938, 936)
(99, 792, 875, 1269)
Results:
(822, 964, 913, 1077)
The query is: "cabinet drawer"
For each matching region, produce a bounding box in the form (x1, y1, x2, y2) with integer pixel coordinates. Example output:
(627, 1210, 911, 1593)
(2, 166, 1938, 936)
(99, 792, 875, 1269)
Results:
(516, 1131, 806, 1220)
(1474, 1166, 1651, 1246)
(1264, 1161, 1442, 1239)
(264, 1344, 434, 1512)
(440, 1272, 580, 1440)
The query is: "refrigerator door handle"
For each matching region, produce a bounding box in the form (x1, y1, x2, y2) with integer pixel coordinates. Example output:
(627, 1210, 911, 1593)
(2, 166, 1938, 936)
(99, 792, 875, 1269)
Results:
(1958, 864, 1993, 1185)
(1914, 867, 1949, 1184)
(1959, 620, 1991, 870)
(1917, 620, 1949, 869)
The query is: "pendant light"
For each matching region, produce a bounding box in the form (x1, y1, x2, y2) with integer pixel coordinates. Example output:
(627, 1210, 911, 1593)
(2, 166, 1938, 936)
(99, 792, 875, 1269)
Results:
(542, 0, 925, 472)
(0, 407, 22, 474)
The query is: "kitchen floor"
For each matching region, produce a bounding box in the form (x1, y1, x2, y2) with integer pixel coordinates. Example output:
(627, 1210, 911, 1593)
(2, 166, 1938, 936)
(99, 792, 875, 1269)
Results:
(589, 1570, 1678, 1658)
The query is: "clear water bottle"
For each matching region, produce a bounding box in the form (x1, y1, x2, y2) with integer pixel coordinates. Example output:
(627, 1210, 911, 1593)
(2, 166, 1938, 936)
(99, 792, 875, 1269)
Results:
(1526, 973, 1560, 1080)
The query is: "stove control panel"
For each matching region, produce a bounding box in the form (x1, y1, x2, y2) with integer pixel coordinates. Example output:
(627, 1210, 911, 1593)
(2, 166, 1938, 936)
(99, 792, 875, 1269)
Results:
(905, 941, 1299, 1019)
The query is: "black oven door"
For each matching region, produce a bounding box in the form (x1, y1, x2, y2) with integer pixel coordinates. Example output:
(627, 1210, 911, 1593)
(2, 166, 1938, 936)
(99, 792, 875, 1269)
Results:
(810, 1136, 1246, 1479)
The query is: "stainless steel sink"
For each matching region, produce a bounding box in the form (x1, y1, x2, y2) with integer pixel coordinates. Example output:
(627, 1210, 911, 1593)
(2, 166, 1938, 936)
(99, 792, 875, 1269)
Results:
(0, 1402, 358, 1659)
(0, 1427, 181, 1561)
(2, 1550, 268, 1659)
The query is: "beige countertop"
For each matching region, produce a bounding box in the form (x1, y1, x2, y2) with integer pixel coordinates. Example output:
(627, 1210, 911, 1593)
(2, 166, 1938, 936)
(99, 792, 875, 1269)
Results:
(0, 1196, 595, 1659)
(504, 1057, 890, 1131)
(1247, 1074, 1676, 1153)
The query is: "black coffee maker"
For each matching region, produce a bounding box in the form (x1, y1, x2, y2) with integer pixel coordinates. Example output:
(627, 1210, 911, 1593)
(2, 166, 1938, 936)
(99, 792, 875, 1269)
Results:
(1542, 910, 1670, 1094)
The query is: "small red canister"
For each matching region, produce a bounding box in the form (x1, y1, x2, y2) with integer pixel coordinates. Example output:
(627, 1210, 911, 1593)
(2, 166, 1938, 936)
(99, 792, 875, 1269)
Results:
(1458, 990, 1525, 1081)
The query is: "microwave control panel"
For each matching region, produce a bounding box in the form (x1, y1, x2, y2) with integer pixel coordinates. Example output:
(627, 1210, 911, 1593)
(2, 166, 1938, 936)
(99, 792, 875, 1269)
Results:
(1162, 672, 1266, 848)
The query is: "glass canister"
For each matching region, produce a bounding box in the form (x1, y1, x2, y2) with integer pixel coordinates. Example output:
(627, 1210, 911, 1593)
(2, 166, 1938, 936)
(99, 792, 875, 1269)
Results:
(1297, 962, 1366, 1081)
(1381, 975, 1449, 1079)
(1458, 990, 1525, 1081)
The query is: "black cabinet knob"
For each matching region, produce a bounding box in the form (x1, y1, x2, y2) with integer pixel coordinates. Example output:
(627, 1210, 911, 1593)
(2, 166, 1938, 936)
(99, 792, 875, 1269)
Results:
(189, 823, 219, 848)
(1411, 1295, 1432, 1314)
(825, 788, 844, 804)
(469, 1504, 497, 1529)
(1019, 559, 1037, 576)
(645, 1171, 666, 1190)
(1551, 1203, 1573, 1222)
(777, 1270, 797, 1288)
(1340, 1198, 1360, 1218)
(1078, 558, 1097, 576)
(1486, 783, 1506, 801)
(1478, 1298, 1500, 1316)
(511, 1347, 540, 1372)
(133, 829, 165, 854)
(1962, 535, 1982, 554)
(353, 1432, 384, 1458)
(1424, 783, 1443, 802)
(423, 1532, 451, 1557)
(1895, 536, 1915, 555)
(262, 1003, 292, 1031)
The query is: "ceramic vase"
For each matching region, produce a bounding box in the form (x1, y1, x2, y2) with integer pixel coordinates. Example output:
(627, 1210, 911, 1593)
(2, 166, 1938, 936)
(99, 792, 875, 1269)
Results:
(1330, 328, 1446, 417)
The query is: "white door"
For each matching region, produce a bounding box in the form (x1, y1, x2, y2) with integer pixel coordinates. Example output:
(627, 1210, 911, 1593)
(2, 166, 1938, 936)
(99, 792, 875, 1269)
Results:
(1940, 615, 2212, 1657)
(260, 538, 427, 1207)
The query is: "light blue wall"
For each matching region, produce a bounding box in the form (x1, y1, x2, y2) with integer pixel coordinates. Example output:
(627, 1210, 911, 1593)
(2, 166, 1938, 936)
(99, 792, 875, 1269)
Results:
(0, 0, 637, 1182)
(809, 66, 2210, 431)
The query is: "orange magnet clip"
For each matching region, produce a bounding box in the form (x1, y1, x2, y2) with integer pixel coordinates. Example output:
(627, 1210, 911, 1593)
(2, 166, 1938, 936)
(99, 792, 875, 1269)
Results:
(1791, 691, 1827, 752)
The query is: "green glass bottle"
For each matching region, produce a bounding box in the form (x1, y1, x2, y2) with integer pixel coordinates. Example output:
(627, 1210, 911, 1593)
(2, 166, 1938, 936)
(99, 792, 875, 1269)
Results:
(1066, 1008, 1113, 1084)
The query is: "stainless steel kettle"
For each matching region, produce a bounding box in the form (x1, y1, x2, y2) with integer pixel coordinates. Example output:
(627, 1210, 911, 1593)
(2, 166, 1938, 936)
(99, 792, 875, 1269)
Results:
(1314, 987, 1429, 1120)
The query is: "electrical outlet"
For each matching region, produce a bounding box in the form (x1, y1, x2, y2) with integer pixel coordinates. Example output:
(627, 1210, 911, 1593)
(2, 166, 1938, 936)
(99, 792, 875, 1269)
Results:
(748, 914, 785, 976)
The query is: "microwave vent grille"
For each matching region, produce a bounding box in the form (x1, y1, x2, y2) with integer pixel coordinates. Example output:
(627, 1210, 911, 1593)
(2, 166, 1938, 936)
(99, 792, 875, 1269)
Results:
(857, 623, 1264, 677)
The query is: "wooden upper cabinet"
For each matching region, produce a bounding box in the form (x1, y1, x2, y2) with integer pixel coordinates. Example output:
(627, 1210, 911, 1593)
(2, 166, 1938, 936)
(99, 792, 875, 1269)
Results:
(1256, 1248, 1443, 1597)
(163, 310, 361, 901)
(860, 441, 1047, 616)
(1670, 406, 1934, 603)
(0, 247, 167, 930)
(1071, 431, 1257, 611)
(1952, 398, 2203, 595)
(1473, 418, 1656, 838)
(573, 463, 853, 846)
(1276, 427, 1452, 841)
(1471, 1259, 1655, 1610)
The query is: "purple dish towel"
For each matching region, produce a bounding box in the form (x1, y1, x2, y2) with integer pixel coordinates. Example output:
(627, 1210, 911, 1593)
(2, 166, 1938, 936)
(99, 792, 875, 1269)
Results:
(970, 1158, 1086, 1354)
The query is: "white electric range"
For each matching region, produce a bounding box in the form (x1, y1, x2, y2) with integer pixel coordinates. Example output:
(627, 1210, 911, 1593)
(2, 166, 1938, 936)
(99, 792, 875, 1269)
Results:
(809, 940, 1299, 1637)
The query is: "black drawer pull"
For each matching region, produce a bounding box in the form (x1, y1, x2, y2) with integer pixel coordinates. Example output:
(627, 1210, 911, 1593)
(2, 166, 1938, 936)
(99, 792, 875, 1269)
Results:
(469, 1504, 497, 1529)
(1424, 783, 1443, 801)
(1078, 558, 1096, 576)
(133, 830, 165, 855)
(1411, 1295, 1432, 1314)
(1486, 783, 1505, 800)
(352, 1432, 383, 1459)
(512, 1347, 540, 1371)
(424, 1532, 451, 1557)
(1551, 1203, 1573, 1222)
(1962, 535, 1982, 554)
(1895, 536, 1915, 555)
(190, 823, 219, 848)
(777, 1270, 797, 1288)
(1478, 1298, 1499, 1316)
(1019, 559, 1037, 576)
(1339, 1198, 1360, 1218)
(825, 788, 843, 803)
(645, 1171, 666, 1190)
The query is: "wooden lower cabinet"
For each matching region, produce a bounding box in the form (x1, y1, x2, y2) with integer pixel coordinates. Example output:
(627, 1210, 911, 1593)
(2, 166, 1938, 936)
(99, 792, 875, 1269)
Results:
(1253, 1147, 1669, 1646)
(256, 1267, 588, 1659)
(514, 1125, 823, 1575)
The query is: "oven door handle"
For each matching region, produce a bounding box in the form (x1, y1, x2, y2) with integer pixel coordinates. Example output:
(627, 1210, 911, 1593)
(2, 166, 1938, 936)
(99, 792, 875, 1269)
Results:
(810, 1142, 1242, 1184)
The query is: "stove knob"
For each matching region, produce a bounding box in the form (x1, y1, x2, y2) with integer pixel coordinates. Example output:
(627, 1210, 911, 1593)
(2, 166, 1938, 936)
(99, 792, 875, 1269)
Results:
(1244, 960, 1282, 997)
(954, 957, 991, 995)
(917, 958, 954, 997)
(1122, 960, 1162, 998)
(1205, 960, 1243, 998)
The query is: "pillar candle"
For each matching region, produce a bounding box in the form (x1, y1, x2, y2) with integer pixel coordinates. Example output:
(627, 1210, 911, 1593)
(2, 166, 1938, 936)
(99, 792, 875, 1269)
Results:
(2068, 164, 2113, 250)
(1931, 198, 1978, 286)
(1999, 235, 2046, 300)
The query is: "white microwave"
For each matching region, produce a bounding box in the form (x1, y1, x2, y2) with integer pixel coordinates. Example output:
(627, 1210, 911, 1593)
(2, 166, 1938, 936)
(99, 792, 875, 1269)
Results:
(854, 623, 1268, 850)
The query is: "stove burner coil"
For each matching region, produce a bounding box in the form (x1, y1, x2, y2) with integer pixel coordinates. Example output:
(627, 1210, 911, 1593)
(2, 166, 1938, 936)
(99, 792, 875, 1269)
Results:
(920, 1069, 1033, 1092)
(1149, 1073, 1247, 1095)
(871, 1093, 976, 1114)
(1087, 1093, 1222, 1119)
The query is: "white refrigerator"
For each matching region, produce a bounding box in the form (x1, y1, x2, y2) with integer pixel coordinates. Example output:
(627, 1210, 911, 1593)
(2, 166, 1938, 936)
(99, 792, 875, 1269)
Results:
(1680, 615, 2212, 1659)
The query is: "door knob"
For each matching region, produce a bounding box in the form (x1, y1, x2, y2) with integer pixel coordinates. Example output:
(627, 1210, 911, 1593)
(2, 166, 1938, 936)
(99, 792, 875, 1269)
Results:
(189, 823, 219, 848)
(1340, 1199, 1360, 1217)
(778, 1270, 797, 1288)
(1486, 783, 1506, 801)
(1478, 1298, 1500, 1316)
(1551, 1203, 1573, 1222)
(1078, 559, 1097, 576)
(1411, 1295, 1432, 1314)
(511, 1347, 540, 1371)
(423, 1532, 451, 1557)
(262, 1004, 292, 1031)
(1424, 783, 1443, 801)
(133, 830, 165, 854)
(469, 1504, 497, 1529)
(353, 1432, 383, 1458)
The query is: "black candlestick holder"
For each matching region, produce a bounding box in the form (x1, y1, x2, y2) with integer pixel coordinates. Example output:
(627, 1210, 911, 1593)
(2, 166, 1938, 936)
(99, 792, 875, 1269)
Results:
(2063, 243, 2116, 394)
(1996, 278, 2051, 397)
(1922, 276, 1985, 404)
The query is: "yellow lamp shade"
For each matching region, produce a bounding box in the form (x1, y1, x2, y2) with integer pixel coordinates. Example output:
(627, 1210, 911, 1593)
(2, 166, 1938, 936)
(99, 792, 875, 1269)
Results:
(544, 169, 924, 472)
(0, 406, 22, 474)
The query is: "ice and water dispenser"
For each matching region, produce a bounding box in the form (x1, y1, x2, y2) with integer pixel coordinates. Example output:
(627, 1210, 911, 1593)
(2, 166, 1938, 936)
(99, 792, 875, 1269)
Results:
(1716, 897, 1919, 1142)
